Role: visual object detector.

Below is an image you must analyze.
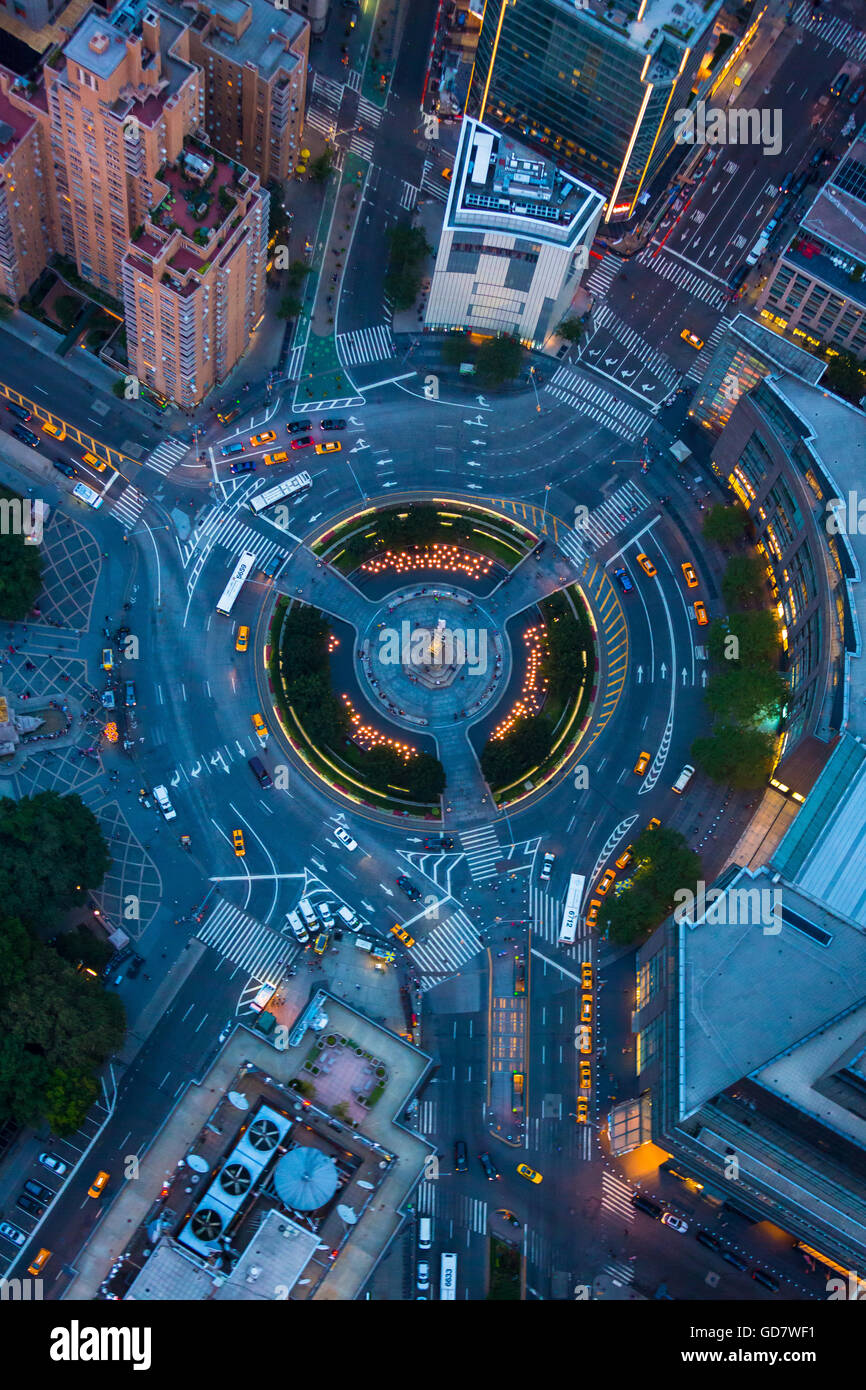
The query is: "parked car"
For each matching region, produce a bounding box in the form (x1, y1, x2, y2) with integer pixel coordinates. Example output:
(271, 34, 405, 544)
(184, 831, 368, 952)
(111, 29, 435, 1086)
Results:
(38, 1152, 68, 1176)
(53, 458, 77, 478)
(12, 423, 40, 448)
(721, 1249, 749, 1271)
(124, 681, 136, 707)
(0, 1221, 26, 1247)
(750, 1268, 779, 1291)
(16, 1192, 45, 1218)
(23, 1178, 55, 1205)
(5, 401, 32, 422)
(695, 1229, 721, 1251)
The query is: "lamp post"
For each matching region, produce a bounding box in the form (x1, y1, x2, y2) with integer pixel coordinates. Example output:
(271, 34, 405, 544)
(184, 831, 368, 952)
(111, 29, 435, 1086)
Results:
(541, 483, 551, 527)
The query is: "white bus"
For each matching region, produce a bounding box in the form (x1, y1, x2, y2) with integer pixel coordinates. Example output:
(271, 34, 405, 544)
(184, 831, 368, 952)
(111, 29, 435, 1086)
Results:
(72, 481, 103, 509)
(216, 550, 257, 616)
(558, 872, 586, 946)
(249, 470, 312, 516)
(440, 1252, 457, 1301)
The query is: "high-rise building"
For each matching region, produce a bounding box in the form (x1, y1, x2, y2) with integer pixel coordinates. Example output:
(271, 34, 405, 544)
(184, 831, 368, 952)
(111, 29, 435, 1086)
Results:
(425, 118, 604, 346)
(156, 0, 309, 187)
(688, 313, 825, 437)
(756, 130, 866, 361)
(0, 91, 52, 303)
(465, 0, 728, 220)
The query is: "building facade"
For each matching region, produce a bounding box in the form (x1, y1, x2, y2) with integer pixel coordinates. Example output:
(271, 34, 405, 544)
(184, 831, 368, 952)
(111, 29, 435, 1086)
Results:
(425, 118, 604, 346)
(689, 314, 825, 437)
(756, 132, 866, 361)
(0, 91, 52, 303)
(465, 0, 727, 219)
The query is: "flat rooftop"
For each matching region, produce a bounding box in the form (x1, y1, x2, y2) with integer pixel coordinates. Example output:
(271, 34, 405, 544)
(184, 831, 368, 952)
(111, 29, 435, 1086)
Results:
(724, 313, 826, 383)
(64, 12, 131, 80)
(0, 90, 34, 156)
(156, 0, 306, 81)
(801, 136, 866, 266)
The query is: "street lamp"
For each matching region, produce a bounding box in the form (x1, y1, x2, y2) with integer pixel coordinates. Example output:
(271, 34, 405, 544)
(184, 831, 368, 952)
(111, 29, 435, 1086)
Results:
(541, 483, 551, 526)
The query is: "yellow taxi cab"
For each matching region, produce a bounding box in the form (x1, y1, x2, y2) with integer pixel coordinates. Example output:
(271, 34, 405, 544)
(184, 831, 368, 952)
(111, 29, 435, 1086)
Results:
(101, 648, 113, 671)
(586, 898, 601, 927)
(647, 817, 661, 832)
(615, 844, 633, 871)
(252, 712, 267, 738)
(250, 430, 277, 447)
(634, 750, 651, 776)
(441, 166, 452, 180)
(313, 931, 329, 955)
(88, 1170, 109, 1199)
(263, 450, 289, 467)
(516, 1164, 542, 1184)
(316, 440, 341, 454)
(681, 561, 699, 588)
(635, 553, 657, 577)
(576, 1097, 589, 1123)
(693, 600, 709, 626)
(580, 994, 593, 1024)
(82, 450, 107, 472)
(236, 625, 249, 653)
(390, 924, 416, 948)
(581, 960, 593, 990)
(597, 868, 616, 896)
(680, 329, 704, 350)
(27, 1247, 51, 1275)
(232, 828, 246, 857)
(41, 418, 66, 440)
(579, 1060, 592, 1091)
(578, 1026, 592, 1054)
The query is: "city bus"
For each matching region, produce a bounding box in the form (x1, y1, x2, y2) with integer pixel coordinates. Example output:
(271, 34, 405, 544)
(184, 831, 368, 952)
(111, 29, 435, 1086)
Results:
(733, 59, 751, 87)
(558, 873, 586, 946)
(216, 550, 257, 616)
(440, 1252, 457, 1300)
(248, 470, 312, 516)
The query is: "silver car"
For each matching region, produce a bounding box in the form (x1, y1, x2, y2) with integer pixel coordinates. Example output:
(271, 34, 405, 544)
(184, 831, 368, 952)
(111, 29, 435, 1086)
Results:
(38, 1152, 69, 1177)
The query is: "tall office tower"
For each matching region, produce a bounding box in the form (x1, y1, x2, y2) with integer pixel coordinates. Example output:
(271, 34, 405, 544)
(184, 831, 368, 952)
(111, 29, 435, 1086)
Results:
(425, 118, 604, 346)
(466, 0, 727, 220)
(157, 0, 309, 187)
(0, 92, 53, 302)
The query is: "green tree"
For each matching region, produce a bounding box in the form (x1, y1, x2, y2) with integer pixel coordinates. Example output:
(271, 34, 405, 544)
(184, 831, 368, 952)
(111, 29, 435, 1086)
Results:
(707, 611, 780, 668)
(441, 333, 472, 368)
(277, 295, 303, 319)
(598, 827, 702, 946)
(308, 147, 334, 184)
(53, 294, 79, 330)
(481, 714, 552, 788)
(721, 554, 766, 607)
(52, 924, 114, 973)
(384, 223, 432, 311)
(705, 666, 788, 725)
(557, 317, 583, 343)
(0, 295, 13, 319)
(822, 348, 865, 404)
(43, 1067, 99, 1134)
(691, 724, 775, 788)
(475, 334, 523, 388)
(702, 504, 749, 547)
(0, 487, 43, 621)
(285, 260, 311, 294)
(0, 791, 111, 932)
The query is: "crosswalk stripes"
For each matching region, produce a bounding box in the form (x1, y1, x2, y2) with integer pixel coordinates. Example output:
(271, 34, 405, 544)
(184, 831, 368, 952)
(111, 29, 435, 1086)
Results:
(460, 825, 501, 880)
(356, 95, 383, 127)
(345, 68, 361, 92)
(604, 1261, 635, 1284)
(413, 906, 484, 982)
(790, 0, 866, 60)
(529, 882, 565, 946)
(592, 305, 679, 387)
(578, 1125, 592, 1160)
(143, 437, 188, 475)
(417, 1100, 437, 1134)
(305, 107, 336, 139)
(421, 160, 449, 202)
(686, 319, 725, 382)
(601, 1170, 634, 1222)
(584, 254, 621, 300)
(400, 180, 419, 211)
(312, 71, 344, 108)
(546, 365, 655, 442)
(110, 484, 147, 529)
(336, 324, 395, 367)
(201, 508, 291, 574)
(350, 131, 375, 160)
(460, 1196, 488, 1235)
(283, 344, 304, 380)
(635, 249, 728, 309)
(196, 899, 292, 980)
(417, 1180, 437, 1215)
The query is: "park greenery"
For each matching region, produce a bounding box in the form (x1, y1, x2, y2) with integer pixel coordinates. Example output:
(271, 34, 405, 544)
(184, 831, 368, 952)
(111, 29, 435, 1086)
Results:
(324, 501, 527, 572)
(702, 503, 749, 547)
(274, 604, 445, 803)
(557, 317, 583, 343)
(597, 826, 702, 946)
(481, 713, 552, 789)
(0, 485, 43, 620)
(384, 223, 431, 311)
(0, 792, 124, 1134)
(475, 334, 523, 387)
(820, 346, 865, 404)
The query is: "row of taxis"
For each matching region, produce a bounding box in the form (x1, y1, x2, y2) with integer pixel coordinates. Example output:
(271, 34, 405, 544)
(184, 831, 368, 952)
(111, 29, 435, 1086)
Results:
(222, 418, 346, 469)
(620, 546, 708, 627)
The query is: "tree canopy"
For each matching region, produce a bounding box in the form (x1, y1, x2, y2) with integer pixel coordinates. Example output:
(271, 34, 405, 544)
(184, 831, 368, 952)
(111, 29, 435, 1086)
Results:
(475, 334, 523, 387)
(0, 791, 111, 933)
(702, 503, 749, 547)
(384, 223, 431, 311)
(0, 485, 43, 621)
(598, 827, 702, 946)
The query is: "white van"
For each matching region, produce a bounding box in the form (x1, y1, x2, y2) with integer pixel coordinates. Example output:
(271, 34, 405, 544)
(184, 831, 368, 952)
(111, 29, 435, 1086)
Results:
(153, 784, 176, 820)
(286, 909, 309, 945)
(337, 904, 360, 931)
(298, 898, 317, 930)
(418, 1216, 432, 1250)
(72, 480, 103, 509)
(355, 937, 373, 952)
(249, 983, 276, 1013)
(672, 764, 695, 794)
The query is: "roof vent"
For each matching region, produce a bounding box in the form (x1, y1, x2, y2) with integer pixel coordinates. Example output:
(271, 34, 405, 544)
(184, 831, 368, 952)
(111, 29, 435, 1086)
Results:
(89, 31, 111, 55)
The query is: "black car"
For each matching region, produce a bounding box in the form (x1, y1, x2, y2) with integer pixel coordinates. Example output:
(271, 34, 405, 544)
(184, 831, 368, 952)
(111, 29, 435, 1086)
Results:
(5, 401, 32, 423)
(287, 419, 312, 433)
(728, 264, 748, 291)
(750, 1268, 779, 1291)
(16, 1192, 45, 1218)
(24, 1177, 55, 1204)
(127, 953, 144, 979)
(319, 418, 347, 431)
(721, 1250, 748, 1271)
(454, 1139, 468, 1173)
(397, 875, 421, 901)
(695, 1229, 721, 1251)
(423, 835, 455, 850)
(613, 567, 634, 594)
(53, 459, 77, 478)
(632, 1193, 662, 1218)
(479, 1152, 500, 1181)
(230, 458, 256, 475)
(12, 424, 39, 448)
